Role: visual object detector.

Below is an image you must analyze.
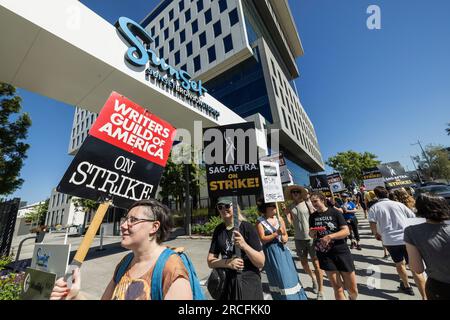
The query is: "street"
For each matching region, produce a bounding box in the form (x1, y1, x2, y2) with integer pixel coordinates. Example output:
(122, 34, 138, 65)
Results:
(11, 210, 423, 300)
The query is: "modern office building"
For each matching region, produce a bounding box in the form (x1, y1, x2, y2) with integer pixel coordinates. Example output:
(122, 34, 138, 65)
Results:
(141, 0, 324, 183)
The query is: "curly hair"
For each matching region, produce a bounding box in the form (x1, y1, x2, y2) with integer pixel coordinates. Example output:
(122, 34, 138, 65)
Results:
(394, 188, 416, 210)
(415, 193, 450, 222)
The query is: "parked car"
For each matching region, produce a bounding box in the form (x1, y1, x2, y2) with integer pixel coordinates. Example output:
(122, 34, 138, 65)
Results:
(415, 185, 450, 204)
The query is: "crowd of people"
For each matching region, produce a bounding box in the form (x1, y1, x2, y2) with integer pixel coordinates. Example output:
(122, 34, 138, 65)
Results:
(51, 184, 450, 301)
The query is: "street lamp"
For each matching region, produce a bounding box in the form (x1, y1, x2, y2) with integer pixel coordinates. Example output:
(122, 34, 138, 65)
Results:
(411, 140, 433, 180)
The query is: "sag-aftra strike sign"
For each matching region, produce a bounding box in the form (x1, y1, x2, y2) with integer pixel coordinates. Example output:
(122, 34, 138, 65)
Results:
(57, 92, 176, 209)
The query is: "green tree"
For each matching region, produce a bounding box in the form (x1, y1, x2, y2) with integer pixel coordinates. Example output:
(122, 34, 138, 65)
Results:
(326, 151, 381, 186)
(413, 145, 450, 182)
(0, 83, 32, 196)
(158, 156, 205, 210)
(446, 123, 450, 136)
(25, 199, 49, 226)
(73, 198, 99, 213)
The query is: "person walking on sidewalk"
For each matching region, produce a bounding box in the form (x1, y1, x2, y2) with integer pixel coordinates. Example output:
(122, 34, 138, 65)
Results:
(365, 190, 390, 259)
(256, 198, 308, 300)
(284, 185, 324, 299)
(405, 193, 450, 300)
(356, 186, 368, 219)
(207, 197, 265, 300)
(309, 192, 358, 300)
(341, 194, 362, 250)
(368, 186, 427, 299)
(51, 199, 193, 300)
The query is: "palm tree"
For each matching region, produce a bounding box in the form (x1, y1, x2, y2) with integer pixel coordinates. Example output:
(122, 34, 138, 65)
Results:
(447, 123, 450, 135)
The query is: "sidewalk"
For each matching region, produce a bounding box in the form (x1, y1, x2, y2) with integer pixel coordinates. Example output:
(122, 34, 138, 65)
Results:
(11, 210, 423, 300)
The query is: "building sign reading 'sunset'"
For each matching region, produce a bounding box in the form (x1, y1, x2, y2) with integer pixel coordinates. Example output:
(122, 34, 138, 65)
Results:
(115, 17, 220, 120)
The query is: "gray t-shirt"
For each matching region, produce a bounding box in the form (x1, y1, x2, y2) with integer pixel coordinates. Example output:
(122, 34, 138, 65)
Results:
(290, 201, 313, 240)
(404, 222, 450, 284)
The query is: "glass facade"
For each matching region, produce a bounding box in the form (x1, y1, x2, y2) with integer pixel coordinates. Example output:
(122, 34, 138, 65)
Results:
(206, 47, 273, 123)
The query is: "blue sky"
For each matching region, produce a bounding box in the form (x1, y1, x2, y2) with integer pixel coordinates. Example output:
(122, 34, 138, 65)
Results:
(7, 0, 450, 204)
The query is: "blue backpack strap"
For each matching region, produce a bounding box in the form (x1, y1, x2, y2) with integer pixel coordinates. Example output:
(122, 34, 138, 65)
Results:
(114, 252, 134, 284)
(151, 248, 175, 300)
(178, 252, 205, 300)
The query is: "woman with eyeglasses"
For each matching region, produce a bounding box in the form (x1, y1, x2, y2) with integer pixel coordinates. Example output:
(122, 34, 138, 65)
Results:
(207, 197, 265, 300)
(256, 198, 308, 300)
(50, 199, 193, 300)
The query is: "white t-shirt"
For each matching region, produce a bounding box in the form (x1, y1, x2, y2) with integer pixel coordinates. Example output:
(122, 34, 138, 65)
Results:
(368, 198, 416, 246)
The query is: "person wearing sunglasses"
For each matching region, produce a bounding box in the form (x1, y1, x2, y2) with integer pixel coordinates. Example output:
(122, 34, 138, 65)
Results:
(50, 199, 193, 300)
(207, 197, 265, 300)
(256, 198, 308, 300)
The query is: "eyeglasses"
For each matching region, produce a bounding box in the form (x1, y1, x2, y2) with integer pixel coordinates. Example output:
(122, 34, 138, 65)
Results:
(291, 190, 301, 195)
(217, 204, 232, 210)
(120, 216, 156, 226)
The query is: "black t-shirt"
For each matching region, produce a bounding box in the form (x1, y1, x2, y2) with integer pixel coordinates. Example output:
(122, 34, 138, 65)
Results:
(309, 208, 349, 254)
(209, 221, 262, 273)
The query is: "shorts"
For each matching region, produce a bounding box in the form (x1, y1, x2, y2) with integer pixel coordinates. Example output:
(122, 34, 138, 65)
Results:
(316, 251, 355, 272)
(295, 239, 316, 259)
(385, 245, 409, 264)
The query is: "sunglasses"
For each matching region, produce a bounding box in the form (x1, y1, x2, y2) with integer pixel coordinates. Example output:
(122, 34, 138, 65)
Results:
(266, 204, 277, 208)
(217, 204, 232, 210)
(291, 190, 302, 194)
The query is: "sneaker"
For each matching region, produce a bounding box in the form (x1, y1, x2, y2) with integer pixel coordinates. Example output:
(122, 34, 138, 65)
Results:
(312, 279, 318, 294)
(398, 282, 415, 296)
(316, 292, 324, 300)
(356, 244, 362, 251)
(350, 242, 356, 249)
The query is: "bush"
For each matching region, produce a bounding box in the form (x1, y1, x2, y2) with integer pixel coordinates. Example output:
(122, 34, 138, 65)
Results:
(191, 216, 223, 236)
(0, 256, 24, 300)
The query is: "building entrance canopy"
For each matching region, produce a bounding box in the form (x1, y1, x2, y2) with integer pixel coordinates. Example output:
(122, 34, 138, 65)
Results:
(0, 0, 245, 135)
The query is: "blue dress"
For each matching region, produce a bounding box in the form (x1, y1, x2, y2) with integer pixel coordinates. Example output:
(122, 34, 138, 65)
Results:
(257, 216, 308, 300)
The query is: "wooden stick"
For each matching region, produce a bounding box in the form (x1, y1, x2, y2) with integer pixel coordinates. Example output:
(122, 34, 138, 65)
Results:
(72, 202, 110, 264)
(64, 201, 110, 286)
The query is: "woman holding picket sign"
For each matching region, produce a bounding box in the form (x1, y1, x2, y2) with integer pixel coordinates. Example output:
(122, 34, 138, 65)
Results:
(50, 199, 202, 300)
(207, 197, 265, 300)
(256, 198, 308, 300)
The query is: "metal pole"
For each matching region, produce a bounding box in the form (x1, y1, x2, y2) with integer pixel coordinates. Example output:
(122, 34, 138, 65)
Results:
(14, 236, 37, 270)
(97, 226, 105, 251)
(184, 164, 191, 236)
(410, 156, 423, 184)
(412, 140, 433, 178)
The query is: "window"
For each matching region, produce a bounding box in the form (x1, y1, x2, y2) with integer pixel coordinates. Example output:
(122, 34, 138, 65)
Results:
(213, 21, 222, 37)
(272, 78, 279, 97)
(186, 41, 193, 56)
(179, 0, 184, 12)
(151, 26, 155, 36)
(169, 9, 174, 21)
(191, 20, 198, 34)
(199, 31, 207, 47)
(204, 8, 212, 24)
(208, 45, 216, 63)
(169, 39, 174, 51)
(180, 30, 186, 44)
(174, 19, 180, 32)
(223, 34, 233, 53)
(197, 0, 204, 12)
(180, 64, 187, 71)
(159, 47, 164, 58)
(175, 50, 180, 65)
(185, 9, 191, 23)
(164, 28, 169, 40)
(193, 55, 201, 72)
(155, 36, 160, 48)
(229, 8, 239, 26)
(219, 0, 228, 13)
(159, 18, 164, 29)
